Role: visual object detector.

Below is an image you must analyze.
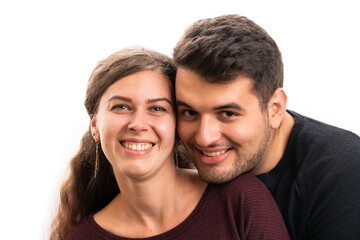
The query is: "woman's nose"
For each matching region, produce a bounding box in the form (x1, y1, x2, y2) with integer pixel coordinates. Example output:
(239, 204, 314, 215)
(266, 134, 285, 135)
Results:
(128, 110, 149, 132)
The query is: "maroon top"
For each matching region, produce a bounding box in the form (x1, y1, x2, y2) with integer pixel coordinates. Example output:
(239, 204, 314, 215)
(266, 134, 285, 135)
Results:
(66, 173, 290, 239)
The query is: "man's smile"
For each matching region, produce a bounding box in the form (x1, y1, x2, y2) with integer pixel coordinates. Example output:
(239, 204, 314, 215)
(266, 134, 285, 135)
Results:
(200, 149, 229, 157)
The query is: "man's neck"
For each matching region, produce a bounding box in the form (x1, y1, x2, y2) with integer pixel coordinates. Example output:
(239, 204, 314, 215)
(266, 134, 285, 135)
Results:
(254, 112, 294, 175)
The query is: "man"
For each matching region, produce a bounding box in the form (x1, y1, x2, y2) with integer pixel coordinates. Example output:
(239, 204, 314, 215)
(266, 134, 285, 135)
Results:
(173, 14, 360, 240)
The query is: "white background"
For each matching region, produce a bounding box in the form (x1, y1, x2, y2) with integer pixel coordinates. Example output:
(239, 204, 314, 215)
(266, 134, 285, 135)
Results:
(1, 1, 359, 239)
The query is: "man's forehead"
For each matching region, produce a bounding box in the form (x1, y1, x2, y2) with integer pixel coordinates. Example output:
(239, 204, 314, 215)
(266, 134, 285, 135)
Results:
(176, 74, 252, 96)
(177, 67, 251, 85)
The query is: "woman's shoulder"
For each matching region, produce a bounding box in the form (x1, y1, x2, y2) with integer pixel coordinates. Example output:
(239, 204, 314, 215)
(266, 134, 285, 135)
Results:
(178, 169, 268, 199)
(65, 215, 102, 240)
(215, 173, 271, 200)
(215, 173, 290, 238)
(224, 172, 266, 189)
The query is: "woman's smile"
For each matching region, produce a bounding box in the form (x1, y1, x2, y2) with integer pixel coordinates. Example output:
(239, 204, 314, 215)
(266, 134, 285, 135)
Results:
(121, 141, 154, 151)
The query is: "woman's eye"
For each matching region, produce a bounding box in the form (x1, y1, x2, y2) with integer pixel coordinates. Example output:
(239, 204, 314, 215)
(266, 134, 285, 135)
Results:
(112, 104, 130, 111)
(151, 106, 166, 112)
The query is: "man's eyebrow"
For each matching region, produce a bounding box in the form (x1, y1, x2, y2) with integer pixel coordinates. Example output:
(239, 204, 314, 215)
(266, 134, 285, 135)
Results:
(177, 101, 243, 111)
(213, 103, 243, 111)
(147, 98, 172, 105)
(176, 100, 193, 109)
(108, 95, 132, 102)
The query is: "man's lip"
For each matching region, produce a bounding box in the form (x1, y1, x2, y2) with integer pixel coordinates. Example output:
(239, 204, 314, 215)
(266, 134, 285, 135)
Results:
(196, 148, 231, 165)
(200, 149, 228, 157)
(195, 146, 230, 153)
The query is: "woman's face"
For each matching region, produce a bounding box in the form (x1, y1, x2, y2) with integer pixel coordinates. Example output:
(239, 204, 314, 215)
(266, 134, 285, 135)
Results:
(92, 70, 176, 180)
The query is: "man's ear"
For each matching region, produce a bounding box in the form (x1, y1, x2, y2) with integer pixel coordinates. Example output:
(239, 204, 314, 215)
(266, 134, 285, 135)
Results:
(268, 88, 287, 130)
(90, 116, 100, 142)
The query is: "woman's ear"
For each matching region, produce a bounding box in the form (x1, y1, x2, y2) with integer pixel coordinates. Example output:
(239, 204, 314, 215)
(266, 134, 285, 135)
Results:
(90, 116, 100, 142)
(268, 88, 288, 129)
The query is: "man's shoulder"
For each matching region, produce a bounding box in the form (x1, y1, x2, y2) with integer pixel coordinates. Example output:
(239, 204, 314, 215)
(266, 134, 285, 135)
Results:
(289, 111, 360, 189)
(276, 111, 360, 240)
(290, 110, 359, 141)
(290, 110, 360, 160)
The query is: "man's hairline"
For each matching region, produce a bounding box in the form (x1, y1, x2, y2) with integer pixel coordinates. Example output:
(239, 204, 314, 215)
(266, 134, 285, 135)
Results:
(175, 65, 268, 107)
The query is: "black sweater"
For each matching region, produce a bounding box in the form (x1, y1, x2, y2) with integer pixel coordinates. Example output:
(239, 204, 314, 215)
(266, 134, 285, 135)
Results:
(258, 110, 360, 240)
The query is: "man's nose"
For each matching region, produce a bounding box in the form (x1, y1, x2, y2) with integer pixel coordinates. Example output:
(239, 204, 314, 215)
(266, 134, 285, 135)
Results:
(194, 116, 221, 147)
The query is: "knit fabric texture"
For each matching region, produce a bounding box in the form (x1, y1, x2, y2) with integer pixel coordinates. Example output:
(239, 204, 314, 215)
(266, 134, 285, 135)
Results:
(66, 173, 289, 240)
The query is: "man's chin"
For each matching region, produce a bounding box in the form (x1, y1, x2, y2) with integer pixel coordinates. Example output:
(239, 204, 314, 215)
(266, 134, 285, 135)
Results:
(197, 166, 241, 184)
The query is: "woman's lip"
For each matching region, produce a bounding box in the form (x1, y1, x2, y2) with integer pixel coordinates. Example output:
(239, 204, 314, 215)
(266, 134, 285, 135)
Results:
(121, 141, 155, 151)
(120, 141, 155, 154)
(120, 138, 154, 144)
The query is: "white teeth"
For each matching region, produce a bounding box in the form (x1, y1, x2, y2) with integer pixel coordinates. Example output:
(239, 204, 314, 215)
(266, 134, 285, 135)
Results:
(202, 149, 227, 157)
(122, 142, 153, 151)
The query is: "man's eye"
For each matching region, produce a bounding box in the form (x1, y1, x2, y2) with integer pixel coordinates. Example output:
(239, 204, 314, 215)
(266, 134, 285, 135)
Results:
(221, 111, 236, 117)
(183, 110, 197, 117)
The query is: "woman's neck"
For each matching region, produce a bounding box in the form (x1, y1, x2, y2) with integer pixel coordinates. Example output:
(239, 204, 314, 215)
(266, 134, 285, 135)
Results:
(94, 166, 206, 238)
(116, 167, 182, 220)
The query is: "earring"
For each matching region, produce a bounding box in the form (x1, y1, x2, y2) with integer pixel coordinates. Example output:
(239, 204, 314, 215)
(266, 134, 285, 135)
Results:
(93, 131, 100, 179)
(175, 151, 180, 173)
(92, 131, 100, 178)
(94, 142, 99, 178)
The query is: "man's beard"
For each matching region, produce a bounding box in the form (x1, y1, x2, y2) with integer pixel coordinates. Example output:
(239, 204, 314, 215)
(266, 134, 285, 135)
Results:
(191, 122, 271, 184)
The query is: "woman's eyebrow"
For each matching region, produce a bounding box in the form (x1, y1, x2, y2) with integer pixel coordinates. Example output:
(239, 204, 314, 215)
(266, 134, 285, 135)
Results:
(108, 95, 132, 103)
(147, 98, 172, 105)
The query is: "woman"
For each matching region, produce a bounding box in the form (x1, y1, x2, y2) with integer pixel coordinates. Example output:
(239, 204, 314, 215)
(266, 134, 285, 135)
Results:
(50, 47, 290, 239)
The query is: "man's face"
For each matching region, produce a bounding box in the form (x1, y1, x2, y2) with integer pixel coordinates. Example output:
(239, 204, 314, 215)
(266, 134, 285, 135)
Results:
(176, 68, 271, 183)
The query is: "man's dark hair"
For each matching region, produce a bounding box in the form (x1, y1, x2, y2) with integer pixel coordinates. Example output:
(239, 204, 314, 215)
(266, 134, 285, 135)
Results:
(173, 14, 283, 109)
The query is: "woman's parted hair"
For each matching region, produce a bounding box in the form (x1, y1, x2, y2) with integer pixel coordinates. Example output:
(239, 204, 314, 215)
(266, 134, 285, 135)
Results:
(86, 47, 177, 117)
(50, 47, 178, 240)
(173, 14, 284, 109)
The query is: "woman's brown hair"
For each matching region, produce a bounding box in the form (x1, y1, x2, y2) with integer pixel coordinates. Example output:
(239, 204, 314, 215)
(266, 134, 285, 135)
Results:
(49, 47, 184, 240)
